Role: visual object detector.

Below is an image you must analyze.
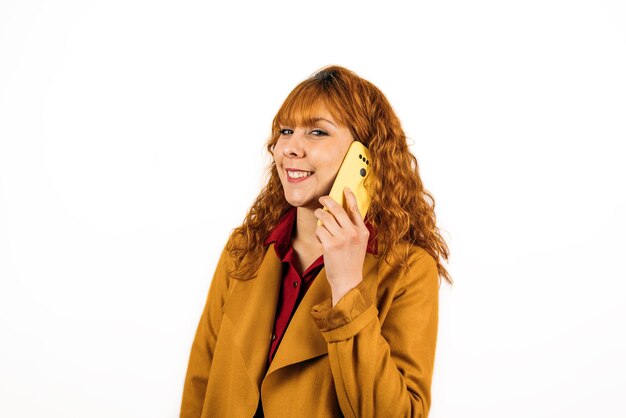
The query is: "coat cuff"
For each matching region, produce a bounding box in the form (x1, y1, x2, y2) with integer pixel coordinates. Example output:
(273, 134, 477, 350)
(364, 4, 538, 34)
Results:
(310, 281, 378, 342)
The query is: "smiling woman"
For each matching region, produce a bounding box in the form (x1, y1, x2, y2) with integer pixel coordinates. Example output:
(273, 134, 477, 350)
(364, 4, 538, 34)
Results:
(180, 65, 451, 418)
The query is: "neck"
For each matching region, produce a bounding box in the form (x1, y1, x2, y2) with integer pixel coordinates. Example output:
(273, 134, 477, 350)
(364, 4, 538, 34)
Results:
(293, 204, 325, 249)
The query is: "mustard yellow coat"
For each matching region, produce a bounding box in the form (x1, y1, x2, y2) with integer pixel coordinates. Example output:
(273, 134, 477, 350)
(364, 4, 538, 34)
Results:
(180, 238, 439, 418)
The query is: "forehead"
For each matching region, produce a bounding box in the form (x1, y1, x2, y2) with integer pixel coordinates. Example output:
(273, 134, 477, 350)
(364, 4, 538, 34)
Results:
(276, 94, 345, 128)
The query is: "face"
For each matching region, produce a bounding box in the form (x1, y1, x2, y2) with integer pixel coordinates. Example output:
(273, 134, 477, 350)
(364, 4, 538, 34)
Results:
(272, 107, 354, 211)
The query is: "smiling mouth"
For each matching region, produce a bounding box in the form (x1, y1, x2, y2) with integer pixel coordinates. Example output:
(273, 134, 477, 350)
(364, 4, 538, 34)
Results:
(287, 171, 314, 179)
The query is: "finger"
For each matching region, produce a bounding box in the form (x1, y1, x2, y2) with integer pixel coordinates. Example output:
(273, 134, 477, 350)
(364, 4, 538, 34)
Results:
(319, 194, 354, 232)
(315, 221, 332, 246)
(344, 187, 366, 227)
(314, 206, 342, 237)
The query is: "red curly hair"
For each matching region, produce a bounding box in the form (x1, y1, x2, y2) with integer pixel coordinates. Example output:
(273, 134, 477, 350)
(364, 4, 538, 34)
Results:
(226, 65, 452, 285)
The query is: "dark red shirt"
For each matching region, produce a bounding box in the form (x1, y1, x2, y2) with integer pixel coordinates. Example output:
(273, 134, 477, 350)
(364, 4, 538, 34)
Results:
(262, 205, 378, 365)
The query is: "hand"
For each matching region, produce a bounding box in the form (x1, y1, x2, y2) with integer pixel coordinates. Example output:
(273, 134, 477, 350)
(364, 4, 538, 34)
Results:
(314, 187, 370, 306)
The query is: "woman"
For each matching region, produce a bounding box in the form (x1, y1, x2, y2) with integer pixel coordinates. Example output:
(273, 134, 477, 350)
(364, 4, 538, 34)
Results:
(180, 65, 451, 418)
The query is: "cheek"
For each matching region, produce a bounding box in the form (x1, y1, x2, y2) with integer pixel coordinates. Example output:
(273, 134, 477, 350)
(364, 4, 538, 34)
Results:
(272, 145, 285, 164)
(273, 155, 285, 178)
(272, 150, 281, 166)
(325, 156, 345, 174)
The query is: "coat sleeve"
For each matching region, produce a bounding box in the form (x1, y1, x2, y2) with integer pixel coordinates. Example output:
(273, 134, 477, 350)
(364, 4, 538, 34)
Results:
(180, 243, 232, 418)
(310, 248, 439, 418)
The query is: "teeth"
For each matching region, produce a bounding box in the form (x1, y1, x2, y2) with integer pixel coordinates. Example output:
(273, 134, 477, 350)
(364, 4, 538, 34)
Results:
(288, 170, 313, 178)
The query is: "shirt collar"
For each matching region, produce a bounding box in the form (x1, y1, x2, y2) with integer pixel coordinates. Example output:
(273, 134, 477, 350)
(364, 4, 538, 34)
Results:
(263, 206, 378, 258)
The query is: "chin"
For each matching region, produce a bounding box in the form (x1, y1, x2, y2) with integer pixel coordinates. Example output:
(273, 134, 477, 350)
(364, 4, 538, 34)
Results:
(280, 178, 331, 208)
(284, 193, 322, 210)
(285, 197, 314, 209)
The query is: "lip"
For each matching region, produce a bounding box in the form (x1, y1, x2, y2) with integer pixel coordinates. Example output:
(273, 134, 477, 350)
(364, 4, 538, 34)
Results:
(285, 168, 315, 184)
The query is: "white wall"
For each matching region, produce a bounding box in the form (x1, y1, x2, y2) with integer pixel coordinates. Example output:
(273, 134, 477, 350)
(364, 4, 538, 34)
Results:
(1, 1, 625, 416)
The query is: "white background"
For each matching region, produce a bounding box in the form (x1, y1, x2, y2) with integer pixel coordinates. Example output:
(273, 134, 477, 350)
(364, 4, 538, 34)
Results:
(1, 0, 625, 417)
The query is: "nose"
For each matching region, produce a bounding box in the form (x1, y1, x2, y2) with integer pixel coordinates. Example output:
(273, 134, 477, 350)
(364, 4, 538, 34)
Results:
(282, 129, 306, 158)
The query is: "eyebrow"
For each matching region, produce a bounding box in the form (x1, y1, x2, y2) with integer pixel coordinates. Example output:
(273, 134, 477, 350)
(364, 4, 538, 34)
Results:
(309, 117, 337, 127)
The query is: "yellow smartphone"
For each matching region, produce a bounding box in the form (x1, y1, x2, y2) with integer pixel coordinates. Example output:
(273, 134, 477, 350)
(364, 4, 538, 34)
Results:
(317, 141, 374, 227)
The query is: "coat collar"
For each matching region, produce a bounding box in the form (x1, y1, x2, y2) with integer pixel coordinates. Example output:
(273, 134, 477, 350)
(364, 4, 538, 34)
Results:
(221, 242, 331, 389)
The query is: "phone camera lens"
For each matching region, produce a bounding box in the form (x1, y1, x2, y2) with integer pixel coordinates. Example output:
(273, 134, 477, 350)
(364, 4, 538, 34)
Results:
(360, 168, 366, 177)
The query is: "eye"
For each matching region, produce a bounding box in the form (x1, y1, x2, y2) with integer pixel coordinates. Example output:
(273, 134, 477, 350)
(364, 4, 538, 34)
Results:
(309, 129, 328, 136)
(279, 128, 293, 135)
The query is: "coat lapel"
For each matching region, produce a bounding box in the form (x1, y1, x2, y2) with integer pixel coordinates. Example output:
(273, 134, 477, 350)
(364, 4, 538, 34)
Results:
(266, 251, 380, 377)
(222, 244, 282, 391)
(222, 243, 345, 387)
(266, 265, 331, 377)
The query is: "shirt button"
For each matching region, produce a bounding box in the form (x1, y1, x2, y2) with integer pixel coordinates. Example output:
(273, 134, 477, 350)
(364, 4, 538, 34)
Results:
(271, 333, 276, 341)
(293, 281, 299, 288)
